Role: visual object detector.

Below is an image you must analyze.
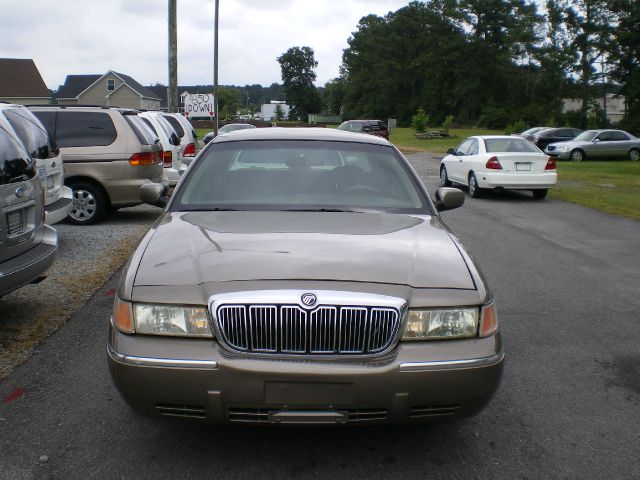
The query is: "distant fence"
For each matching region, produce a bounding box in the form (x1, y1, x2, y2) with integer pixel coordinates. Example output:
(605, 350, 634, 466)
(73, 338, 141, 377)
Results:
(308, 114, 342, 125)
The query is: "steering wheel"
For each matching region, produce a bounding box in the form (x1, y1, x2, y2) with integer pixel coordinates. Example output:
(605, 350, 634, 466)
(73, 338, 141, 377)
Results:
(343, 185, 382, 195)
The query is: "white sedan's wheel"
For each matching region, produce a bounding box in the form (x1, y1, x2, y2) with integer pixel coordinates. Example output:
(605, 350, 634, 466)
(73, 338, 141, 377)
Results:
(440, 166, 452, 187)
(468, 173, 482, 198)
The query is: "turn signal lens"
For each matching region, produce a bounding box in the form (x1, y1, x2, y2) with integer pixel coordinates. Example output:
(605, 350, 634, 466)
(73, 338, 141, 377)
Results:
(113, 297, 135, 334)
(162, 150, 173, 167)
(129, 152, 156, 166)
(545, 157, 556, 170)
(486, 156, 502, 170)
(479, 303, 499, 337)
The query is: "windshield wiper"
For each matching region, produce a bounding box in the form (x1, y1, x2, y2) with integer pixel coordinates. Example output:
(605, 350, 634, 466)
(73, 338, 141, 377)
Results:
(281, 208, 362, 213)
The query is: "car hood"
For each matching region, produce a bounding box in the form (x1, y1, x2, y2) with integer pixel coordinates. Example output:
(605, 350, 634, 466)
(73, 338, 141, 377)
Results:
(133, 211, 475, 289)
(546, 140, 587, 149)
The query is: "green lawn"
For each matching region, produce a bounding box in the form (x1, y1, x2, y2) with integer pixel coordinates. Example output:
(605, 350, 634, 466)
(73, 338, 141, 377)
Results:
(390, 127, 501, 153)
(551, 161, 640, 220)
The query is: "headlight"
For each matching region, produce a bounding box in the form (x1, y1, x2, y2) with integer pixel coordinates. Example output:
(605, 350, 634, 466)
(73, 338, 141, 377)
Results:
(402, 308, 479, 340)
(135, 303, 212, 337)
(112, 298, 212, 337)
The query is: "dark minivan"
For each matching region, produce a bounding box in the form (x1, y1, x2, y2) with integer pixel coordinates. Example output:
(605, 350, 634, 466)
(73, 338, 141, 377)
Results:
(523, 127, 583, 150)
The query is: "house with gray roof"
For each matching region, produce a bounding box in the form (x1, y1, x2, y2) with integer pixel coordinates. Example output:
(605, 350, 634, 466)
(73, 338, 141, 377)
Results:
(0, 58, 51, 104)
(56, 70, 160, 109)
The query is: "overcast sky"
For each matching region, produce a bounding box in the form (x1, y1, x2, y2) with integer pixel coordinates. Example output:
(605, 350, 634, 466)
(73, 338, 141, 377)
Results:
(1, 0, 411, 90)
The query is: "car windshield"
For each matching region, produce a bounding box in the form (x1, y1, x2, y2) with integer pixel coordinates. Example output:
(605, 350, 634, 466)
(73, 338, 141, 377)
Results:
(484, 138, 540, 153)
(338, 122, 364, 132)
(521, 127, 548, 135)
(172, 140, 429, 213)
(573, 131, 598, 142)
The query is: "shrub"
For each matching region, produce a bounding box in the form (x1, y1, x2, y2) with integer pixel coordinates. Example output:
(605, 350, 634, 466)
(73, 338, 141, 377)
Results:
(411, 107, 429, 133)
(441, 115, 454, 134)
(505, 119, 527, 135)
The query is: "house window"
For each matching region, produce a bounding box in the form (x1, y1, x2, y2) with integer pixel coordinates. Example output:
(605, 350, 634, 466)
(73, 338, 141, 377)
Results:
(107, 79, 115, 91)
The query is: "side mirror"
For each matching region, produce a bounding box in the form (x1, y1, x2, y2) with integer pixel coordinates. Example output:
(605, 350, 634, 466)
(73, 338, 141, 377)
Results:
(140, 183, 169, 208)
(446, 148, 456, 155)
(434, 187, 465, 212)
(593, 138, 600, 143)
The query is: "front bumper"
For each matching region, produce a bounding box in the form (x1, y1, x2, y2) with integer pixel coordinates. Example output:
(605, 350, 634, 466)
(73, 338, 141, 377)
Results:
(107, 327, 504, 424)
(478, 171, 557, 190)
(545, 149, 571, 159)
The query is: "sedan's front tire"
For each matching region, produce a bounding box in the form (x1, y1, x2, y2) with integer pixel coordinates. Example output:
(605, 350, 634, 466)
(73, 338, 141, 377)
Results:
(570, 149, 585, 162)
(468, 172, 483, 198)
(440, 165, 452, 187)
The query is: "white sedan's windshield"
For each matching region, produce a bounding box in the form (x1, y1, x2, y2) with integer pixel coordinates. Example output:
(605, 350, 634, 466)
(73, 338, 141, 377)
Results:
(174, 140, 428, 213)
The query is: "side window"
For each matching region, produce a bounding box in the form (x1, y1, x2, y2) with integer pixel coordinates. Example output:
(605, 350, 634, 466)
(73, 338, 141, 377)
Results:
(163, 115, 185, 137)
(596, 132, 612, 142)
(31, 111, 56, 139)
(4, 109, 52, 159)
(140, 117, 159, 136)
(467, 139, 479, 155)
(56, 112, 117, 148)
(611, 131, 630, 141)
(558, 129, 572, 137)
(456, 139, 473, 155)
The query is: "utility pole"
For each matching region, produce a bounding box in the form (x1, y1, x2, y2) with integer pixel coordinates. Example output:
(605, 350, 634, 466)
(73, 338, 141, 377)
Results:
(213, 0, 219, 134)
(168, 0, 178, 113)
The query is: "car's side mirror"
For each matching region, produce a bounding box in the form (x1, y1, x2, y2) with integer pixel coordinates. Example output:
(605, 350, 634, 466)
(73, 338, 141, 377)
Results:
(140, 183, 169, 208)
(434, 187, 465, 212)
(593, 138, 600, 143)
(446, 148, 456, 155)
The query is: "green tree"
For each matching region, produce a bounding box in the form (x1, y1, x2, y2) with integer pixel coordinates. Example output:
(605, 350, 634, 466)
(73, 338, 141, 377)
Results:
(277, 46, 322, 120)
(217, 87, 241, 120)
(274, 104, 285, 122)
(411, 107, 429, 133)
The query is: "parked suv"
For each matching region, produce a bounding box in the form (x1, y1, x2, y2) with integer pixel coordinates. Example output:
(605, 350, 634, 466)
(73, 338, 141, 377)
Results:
(162, 113, 197, 159)
(0, 103, 72, 225)
(139, 111, 182, 187)
(29, 106, 163, 225)
(337, 120, 390, 140)
(0, 124, 57, 297)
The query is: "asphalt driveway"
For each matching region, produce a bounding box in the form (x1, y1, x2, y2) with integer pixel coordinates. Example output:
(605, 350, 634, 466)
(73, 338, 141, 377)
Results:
(0, 152, 638, 479)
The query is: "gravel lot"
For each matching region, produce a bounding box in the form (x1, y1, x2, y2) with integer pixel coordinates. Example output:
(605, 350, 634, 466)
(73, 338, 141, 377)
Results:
(0, 205, 162, 379)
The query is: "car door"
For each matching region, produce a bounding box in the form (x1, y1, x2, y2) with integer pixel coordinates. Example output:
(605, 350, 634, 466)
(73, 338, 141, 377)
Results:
(591, 131, 613, 158)
(610, 130, 632, 157)
(446, 138, 473, 183)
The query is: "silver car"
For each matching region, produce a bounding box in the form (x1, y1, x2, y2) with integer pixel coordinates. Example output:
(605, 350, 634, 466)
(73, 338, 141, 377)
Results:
(0, 124, 57, 297)
(108, 128, 503, 425)
(545, 129, 640, 161)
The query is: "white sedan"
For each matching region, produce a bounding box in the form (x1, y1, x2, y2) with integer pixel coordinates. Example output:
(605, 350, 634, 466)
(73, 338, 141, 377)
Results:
(440, 135, 557, 199)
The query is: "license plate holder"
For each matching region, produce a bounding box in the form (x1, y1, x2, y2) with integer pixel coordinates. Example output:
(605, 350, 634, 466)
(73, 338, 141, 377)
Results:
(7, 210, 25, 235)
(516, 162, 531, 171)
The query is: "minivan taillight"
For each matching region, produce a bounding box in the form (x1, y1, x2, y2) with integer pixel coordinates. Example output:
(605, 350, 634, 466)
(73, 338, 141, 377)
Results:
(545, 157, 556, 170)
(162, 151, 173, 167)
(486, 156, 502, 170)
(183, 143, 196, 157)
(129, 152, 158, 166)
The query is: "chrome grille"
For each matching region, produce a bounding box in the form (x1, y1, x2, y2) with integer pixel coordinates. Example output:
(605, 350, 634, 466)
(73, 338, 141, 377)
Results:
(216, 304, 400, 355)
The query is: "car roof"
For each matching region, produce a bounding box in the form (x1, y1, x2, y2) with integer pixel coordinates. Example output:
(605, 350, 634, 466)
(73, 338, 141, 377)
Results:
(472, 135, 529, 140)
(211, 127, 391, 145)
